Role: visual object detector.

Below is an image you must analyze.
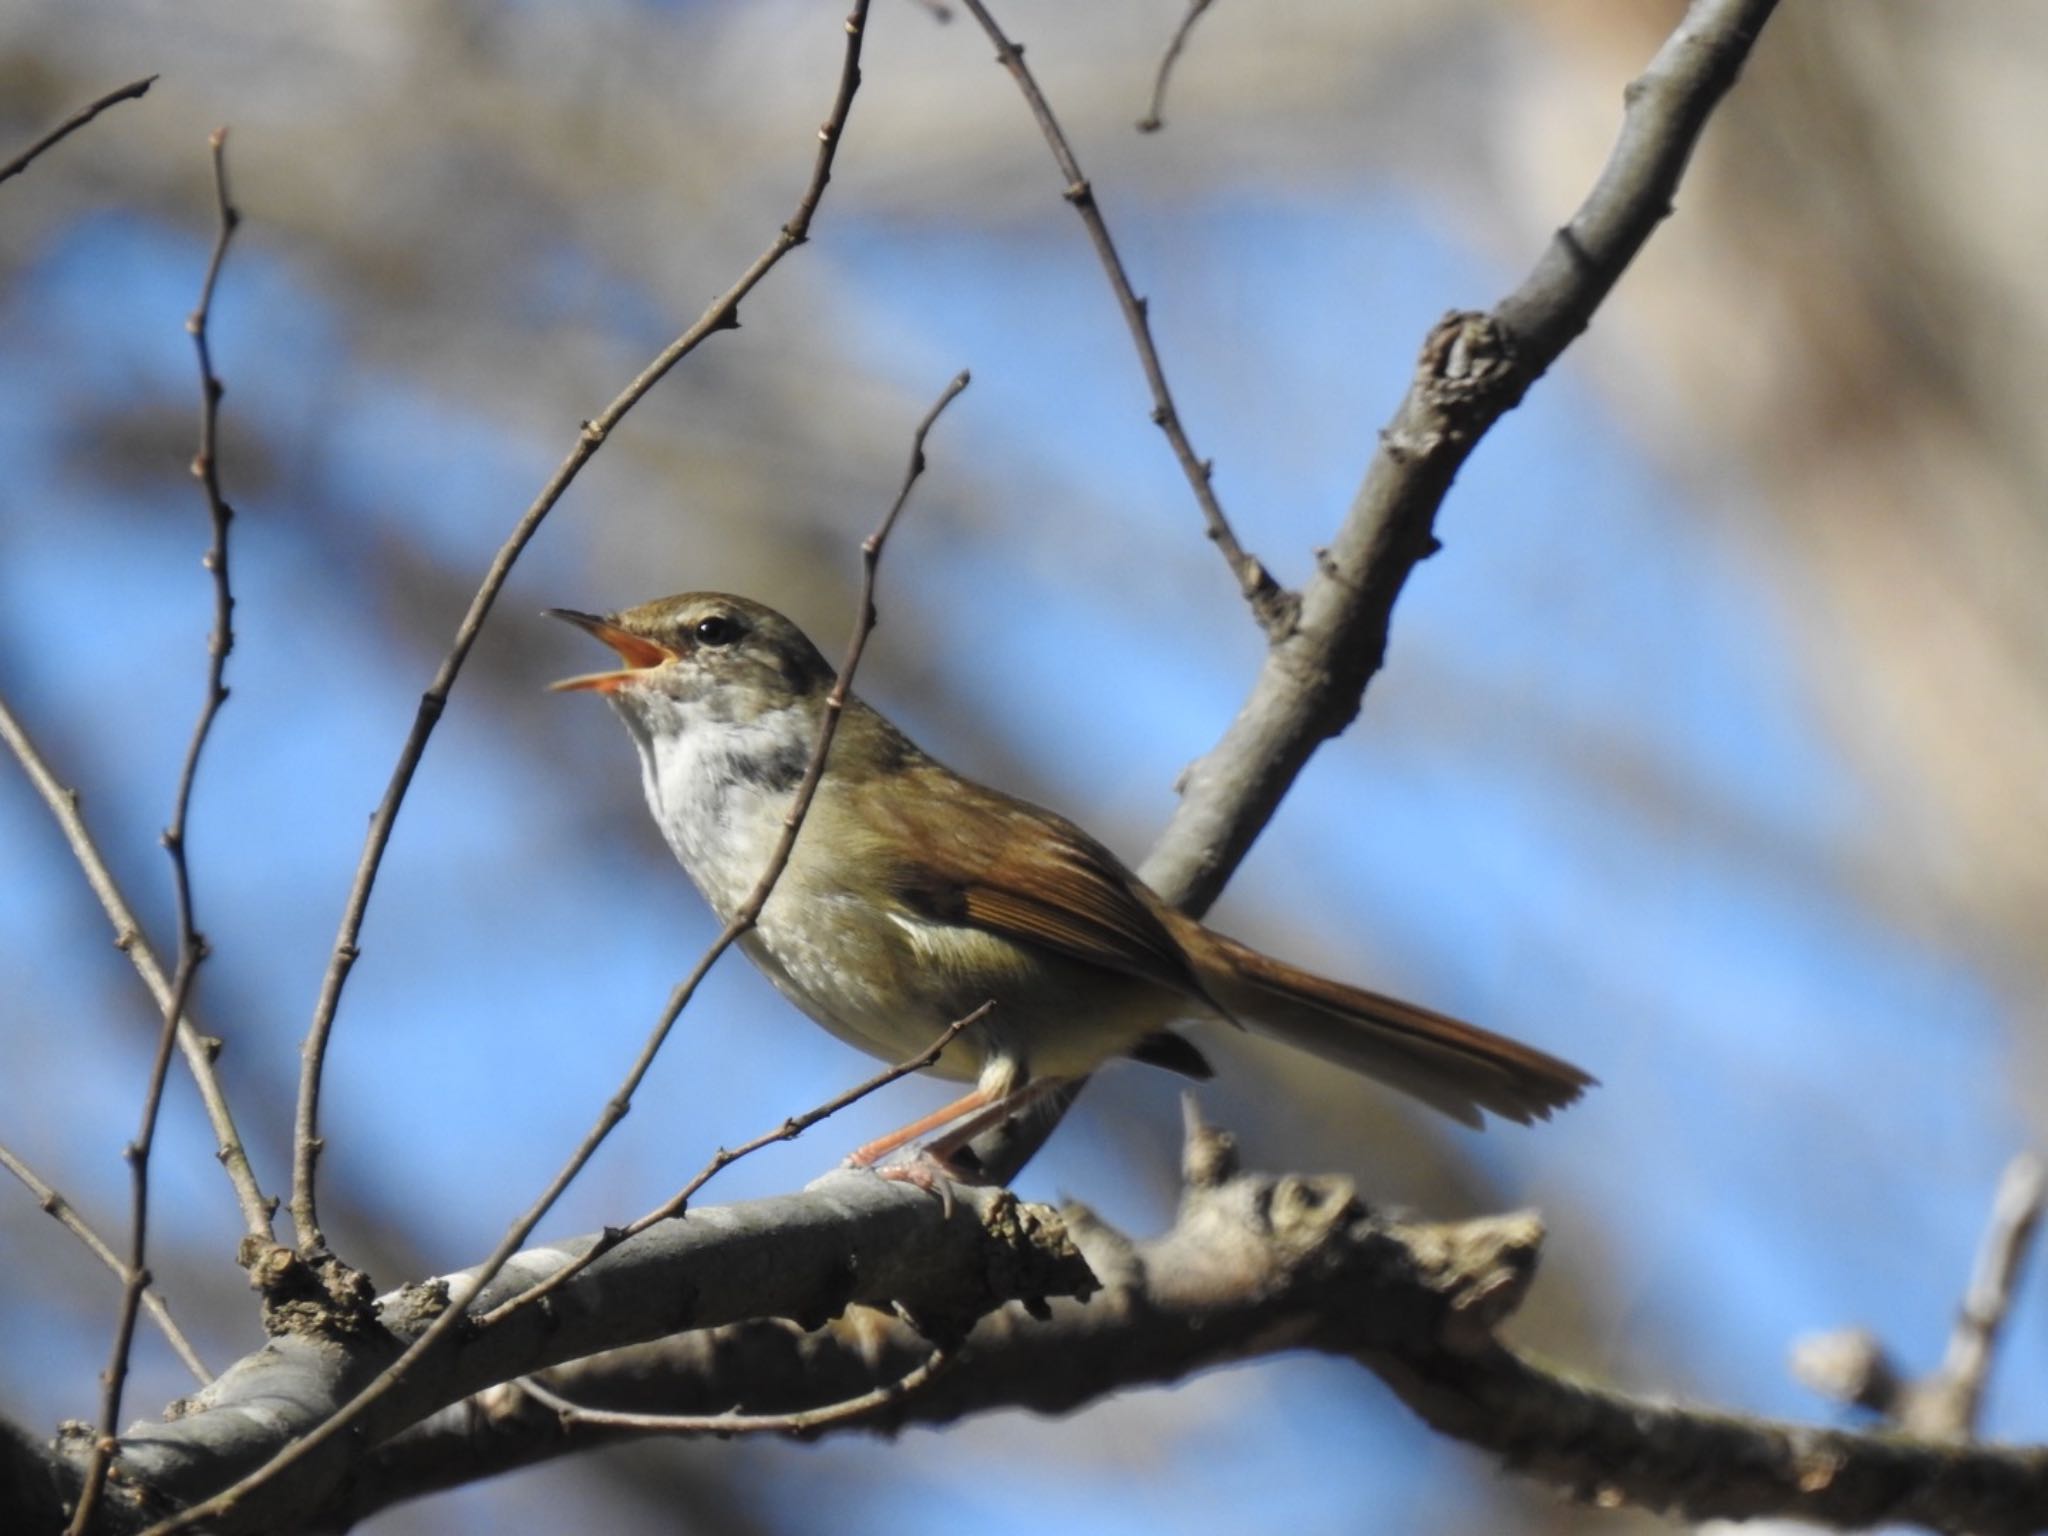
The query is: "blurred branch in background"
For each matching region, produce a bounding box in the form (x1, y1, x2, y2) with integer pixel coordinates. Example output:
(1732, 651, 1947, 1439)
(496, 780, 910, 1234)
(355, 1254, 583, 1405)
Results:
(0, 75, 153, 186)
(1136, 0, 1218, 135)
(1795, 1152, 2046, 1442)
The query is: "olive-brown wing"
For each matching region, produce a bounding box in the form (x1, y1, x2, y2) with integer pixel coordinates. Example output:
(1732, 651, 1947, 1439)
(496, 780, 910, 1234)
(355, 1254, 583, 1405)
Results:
(871, 765, 1204, 1000)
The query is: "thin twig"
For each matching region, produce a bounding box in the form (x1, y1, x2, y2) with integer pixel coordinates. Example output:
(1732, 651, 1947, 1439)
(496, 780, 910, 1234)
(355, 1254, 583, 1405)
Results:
(478, 1003, 990, 1328)
(0, 702, 273, 1239)
(287, 0, 878, 1260)
(0, 75, 156, 186)
(519, 1344, 955, 1435)
(143, 365, 970, 1536)
(0, 90, 269, 1253)
(1136, 0, 1217, 133)
(0, 1143, 210, 1385)
(66, 127, 243, 1536)
(1795, 1152, 2047, 1440)
(1921, 1151, 2045, 1439)
(954, 0, 1293, 638)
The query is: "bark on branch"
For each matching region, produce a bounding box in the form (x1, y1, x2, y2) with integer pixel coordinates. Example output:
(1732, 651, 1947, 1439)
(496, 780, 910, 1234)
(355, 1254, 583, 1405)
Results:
(338, 1119, 2048, 1535)
(1142, 0, 1781, 912)
(29, 1177, 1087, 1535)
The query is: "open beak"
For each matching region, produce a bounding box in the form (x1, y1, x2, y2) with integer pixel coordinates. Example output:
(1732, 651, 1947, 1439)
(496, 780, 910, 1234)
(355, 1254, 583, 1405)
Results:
(546, 608, 676, 694)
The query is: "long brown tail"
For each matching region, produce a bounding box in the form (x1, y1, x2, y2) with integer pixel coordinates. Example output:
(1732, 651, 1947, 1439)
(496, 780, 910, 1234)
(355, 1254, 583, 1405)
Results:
(1194, 932, 1595, 1127)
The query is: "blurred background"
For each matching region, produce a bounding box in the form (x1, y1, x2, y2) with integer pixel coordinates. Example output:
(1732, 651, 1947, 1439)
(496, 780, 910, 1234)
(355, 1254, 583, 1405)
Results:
(4, 1, 2047, 1531)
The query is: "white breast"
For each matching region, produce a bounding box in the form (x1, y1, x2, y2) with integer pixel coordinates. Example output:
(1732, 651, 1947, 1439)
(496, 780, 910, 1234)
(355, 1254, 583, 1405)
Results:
(614, 690, 812, 919)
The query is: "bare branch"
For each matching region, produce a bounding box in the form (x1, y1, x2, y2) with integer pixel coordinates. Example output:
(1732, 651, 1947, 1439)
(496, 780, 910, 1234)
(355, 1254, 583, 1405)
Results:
(65, 125, 246, 1536)
(955, 0, 1293, 637)
(348, 1123, 2048, 1534)
(0, 701, 274, 1240)
(1920, 1152, 2044, 1439)
(92, 1177, 1089, 1536)
(1796, 1152, 2046, 1441)
(1141, 0, 1782, 913)
(477, 1002, 990, 1329)
(0, 1143, 210, 1385)
(287, 0, 880, 1258)
(1136, 0, 1217, 134)
(520, 1344, 954, 1436)
(148, 364, 968, 1536)
(0, 75, 156, 186)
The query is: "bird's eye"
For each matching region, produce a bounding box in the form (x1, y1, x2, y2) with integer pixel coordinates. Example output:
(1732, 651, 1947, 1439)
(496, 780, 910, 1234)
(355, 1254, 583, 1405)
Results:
(693, 615, 738, 647)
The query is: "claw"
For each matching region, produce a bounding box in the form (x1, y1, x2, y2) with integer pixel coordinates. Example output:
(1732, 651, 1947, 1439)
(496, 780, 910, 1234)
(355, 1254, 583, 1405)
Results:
(868, 1150, 974, 1219)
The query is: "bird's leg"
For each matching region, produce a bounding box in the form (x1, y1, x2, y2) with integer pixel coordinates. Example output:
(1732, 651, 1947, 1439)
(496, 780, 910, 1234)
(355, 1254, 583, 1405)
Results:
(923, 1080, 1063, 1165)
(847, 1081, 1066, 1214)
(845, 1086, 997, 1169)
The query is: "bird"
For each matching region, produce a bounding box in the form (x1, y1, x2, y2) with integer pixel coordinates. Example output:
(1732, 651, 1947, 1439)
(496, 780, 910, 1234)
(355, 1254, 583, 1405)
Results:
(550, 592, 1593, 1174)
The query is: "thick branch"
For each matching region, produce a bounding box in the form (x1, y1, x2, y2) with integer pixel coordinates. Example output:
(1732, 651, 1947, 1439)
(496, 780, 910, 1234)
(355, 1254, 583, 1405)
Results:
(345, 1127, 2048, 1536)
(1141, 0, 1780, 912)
(38, 1178, 1087, 1535)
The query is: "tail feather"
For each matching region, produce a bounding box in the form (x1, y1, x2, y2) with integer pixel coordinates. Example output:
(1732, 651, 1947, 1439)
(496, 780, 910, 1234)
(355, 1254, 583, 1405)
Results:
(1198, 933, 1595, 1128)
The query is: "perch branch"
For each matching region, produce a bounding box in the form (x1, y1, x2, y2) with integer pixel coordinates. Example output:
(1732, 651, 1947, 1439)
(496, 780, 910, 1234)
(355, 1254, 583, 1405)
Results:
(89, 1177, 1090, 1536)
(341, 1114, 2048, 1535)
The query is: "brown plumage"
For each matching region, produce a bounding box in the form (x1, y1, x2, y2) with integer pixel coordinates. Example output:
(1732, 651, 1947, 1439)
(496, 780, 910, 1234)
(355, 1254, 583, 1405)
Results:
(553, 593, 1595, 1161)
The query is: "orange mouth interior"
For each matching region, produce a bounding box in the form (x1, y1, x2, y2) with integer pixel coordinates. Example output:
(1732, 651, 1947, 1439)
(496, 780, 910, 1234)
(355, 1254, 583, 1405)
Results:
(547, 610, 674, 693)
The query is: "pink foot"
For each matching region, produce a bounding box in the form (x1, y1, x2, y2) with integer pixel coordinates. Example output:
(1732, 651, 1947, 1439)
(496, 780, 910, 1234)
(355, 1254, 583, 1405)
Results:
(866, 1149, 975, 1218)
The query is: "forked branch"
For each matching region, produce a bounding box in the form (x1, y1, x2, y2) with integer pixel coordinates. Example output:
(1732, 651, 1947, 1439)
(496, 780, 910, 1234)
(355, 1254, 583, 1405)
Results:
(956, 0, 1293, 638)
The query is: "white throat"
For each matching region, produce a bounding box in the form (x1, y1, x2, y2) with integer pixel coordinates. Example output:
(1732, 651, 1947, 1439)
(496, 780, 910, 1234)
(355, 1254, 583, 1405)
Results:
(610, 688, 814, 919)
